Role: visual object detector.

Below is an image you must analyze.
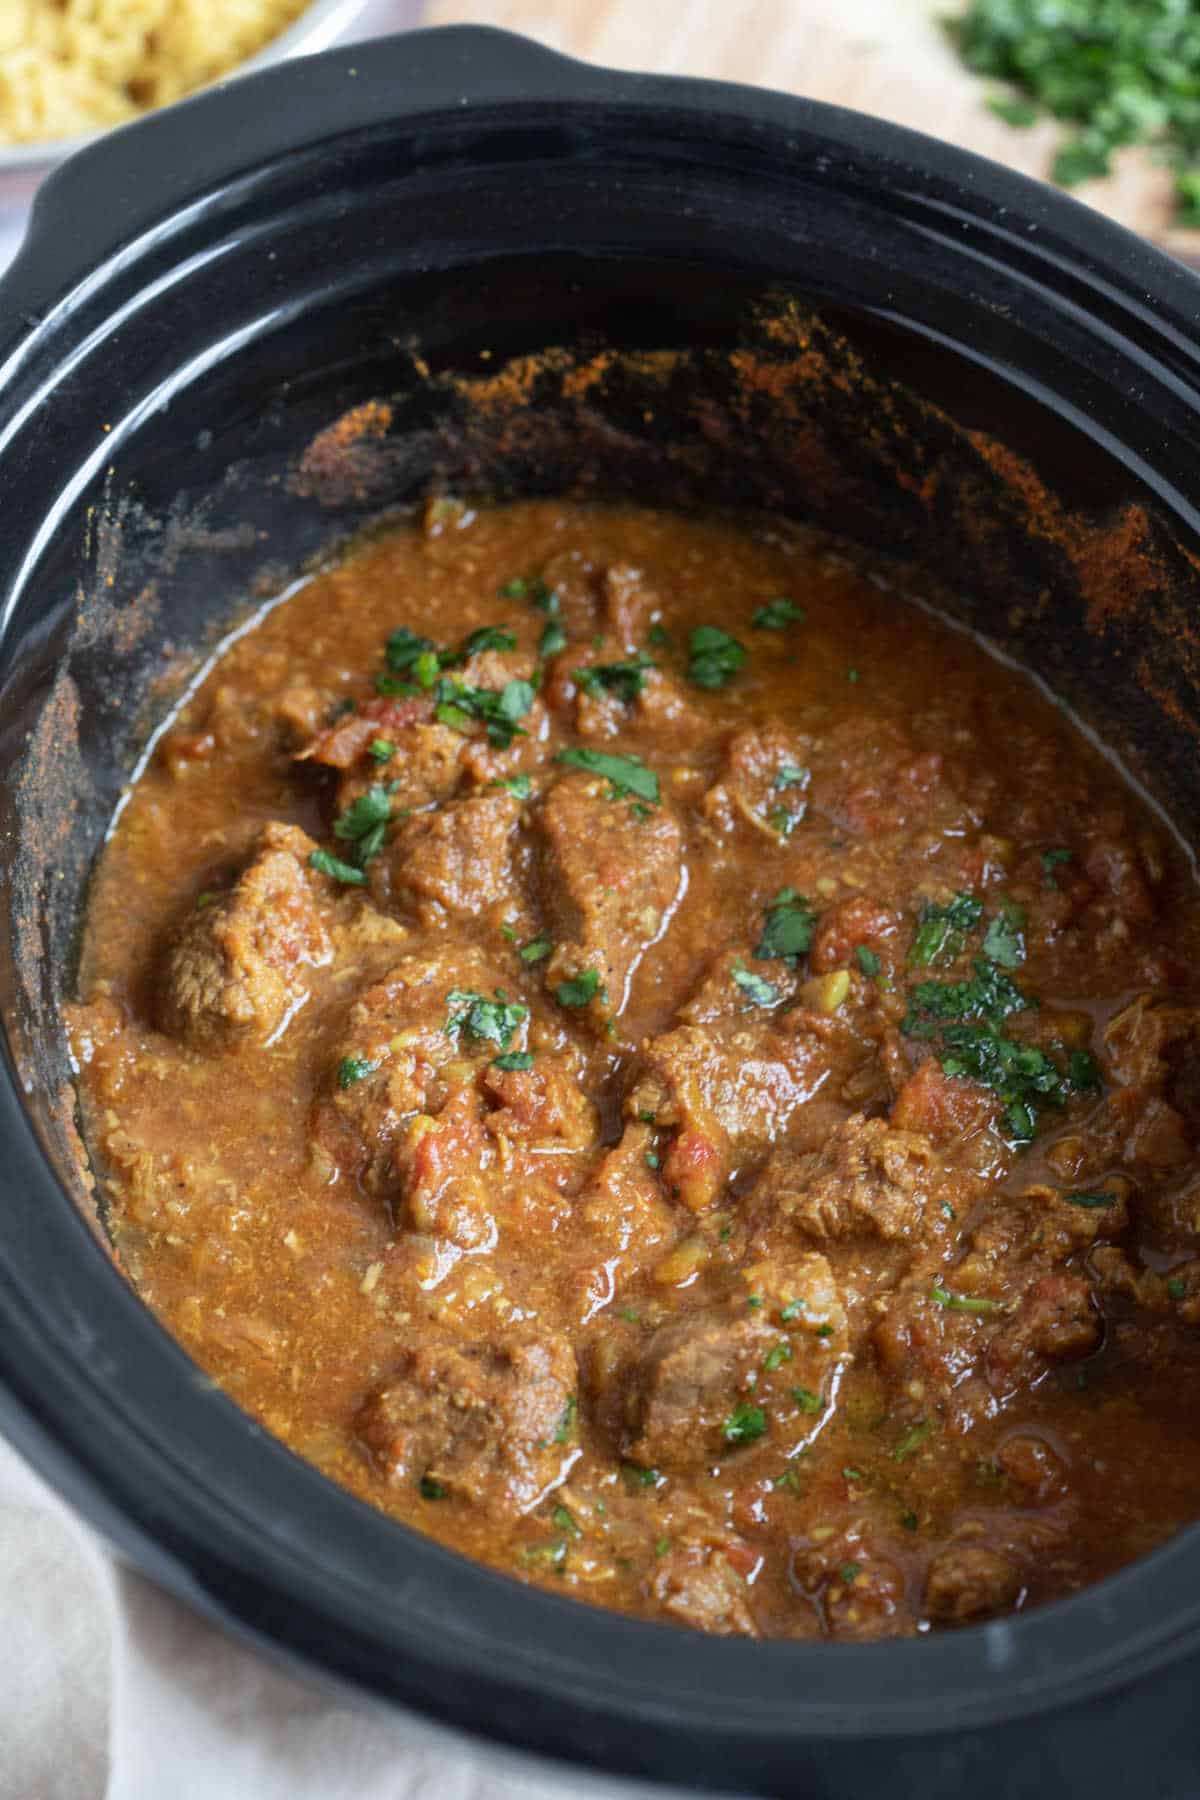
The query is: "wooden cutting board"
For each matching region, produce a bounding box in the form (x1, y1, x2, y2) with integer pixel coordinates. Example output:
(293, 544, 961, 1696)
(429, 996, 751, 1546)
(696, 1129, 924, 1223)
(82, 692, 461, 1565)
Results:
(424, 0, 1200, 256)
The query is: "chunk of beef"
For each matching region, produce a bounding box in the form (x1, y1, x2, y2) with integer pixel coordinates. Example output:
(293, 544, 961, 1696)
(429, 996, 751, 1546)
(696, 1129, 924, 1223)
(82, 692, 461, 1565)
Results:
(923, 1544, 1021, 1625)
(566, 1125, 679, 1322)
(536, 771, 683, 1030)
(158, 823, 331, 1049)
(480, 1056, 598, 1152)
(700, 723, 813, 838)
(647, 1538, 759, 1638)
(791, 1526, 906, 1641)
(985, 1272, 1100, 1396)
(890, 1059, 1006, 1164)
(628, 1008, 856, 1212)
(809, 896, 902, 975)
(601, 563, 660, 650)
(317, 945, 527, 1194)
(298, 694, 432, 771)
(677, 947, 802, 1026)
(807, 714, 985, 840)
(357, 1331, 576, 1514)
(370, 790, 520, 923)
(750, 1115, 940, 1246)
(622, 1256, 846, 1471)
(1105, 994, 1200, 1141)
(997, 1434, 1070, 1507)
(393, 1085, 496, 1250)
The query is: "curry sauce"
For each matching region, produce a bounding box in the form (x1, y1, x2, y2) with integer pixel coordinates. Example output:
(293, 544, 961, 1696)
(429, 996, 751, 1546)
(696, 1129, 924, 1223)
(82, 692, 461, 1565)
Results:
(68, 500, 1200, 1639)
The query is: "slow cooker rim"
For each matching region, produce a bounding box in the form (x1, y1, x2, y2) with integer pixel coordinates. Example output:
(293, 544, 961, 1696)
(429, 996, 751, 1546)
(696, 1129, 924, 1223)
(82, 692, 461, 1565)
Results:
(3, 23, 1200, 1787)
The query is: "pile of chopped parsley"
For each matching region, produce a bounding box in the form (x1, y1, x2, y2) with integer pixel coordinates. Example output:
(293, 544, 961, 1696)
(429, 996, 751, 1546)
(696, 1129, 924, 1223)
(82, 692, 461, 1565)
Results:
(951, 0, 1200, 223)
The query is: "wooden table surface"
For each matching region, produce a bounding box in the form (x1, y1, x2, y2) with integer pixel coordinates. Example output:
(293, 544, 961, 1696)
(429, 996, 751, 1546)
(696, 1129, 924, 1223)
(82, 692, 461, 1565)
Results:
(421, 0, 1200, 256)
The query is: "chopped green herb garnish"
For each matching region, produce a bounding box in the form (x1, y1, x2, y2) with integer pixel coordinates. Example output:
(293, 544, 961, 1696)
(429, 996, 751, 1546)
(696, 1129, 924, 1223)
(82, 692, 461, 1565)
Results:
(519, 938, 553, 965)
(574, 651, 655, 703)
(329, 697, 357, 721)
(732, 960, 780, 1007)
(492, 1051, 535, 1072)
(309, 848, 367, 886)
(931, 1282, 1006, 1316)
(1169, 1276, 1188, 1301)
(1042, 847, 1073, 888)
(1067, 1049, 1102, 1091)
(855, 945, 882, 978)
(461, 625, 518, 657)
(746, 1295, 764, 1310)
(846, 668, 860, 684)
(910, 893, 983, 967)
(903, 956, 1029, 1035)
(981, 899, 1027, 970)
(687, 625, 747, 690)
(368, 738, 395, 762)
(496, 774, 533, 800)
(648, 622, 671, 649)
(385, 626, 437, 673)
(552, 1504, 582, 1539)
(774, 1468, 803, 1491)
(419, 1476, 447, 1500)
(755, 887, 818, 965)
(645, 1150, 661, 1170)
(619, 1307, 640, 1323)
(792, 1387, 824, 1414)
(539, 618, 568, 658)
(654, 1536, 671, 1558)
(333, 783, 397, 866)
(753, 597, 805, 630)
(901, 1509, 919, 1532)
(498, 577, 529, 600)
(780, 1299, 807, 1323)
(774, 763, 809, 790)
(556, 967, 605, 1008)
(892, 1419, 933, 1462)
(768, 806, 798, 837)
(522, 1540, 567, 1568)
(815, 1324, 834, 1338)
(763, 1341, 793, 1371)
(195, 891, 216, 909)
(842, 1467, 864, 1482)
(722, 1402, 767, 1445)
(630, 801, 652, 822)
(446, 988, 528, 1049)
(554, 1396, 577, 1444)
(337, 1057, 376, 1089)
(622, 1462, 659, 1488)
(554, 745, 660, 803)
(840, 1562, 861, 1584)
(1065, 1190, 1116, 1209)
(434, 674, 534, 749)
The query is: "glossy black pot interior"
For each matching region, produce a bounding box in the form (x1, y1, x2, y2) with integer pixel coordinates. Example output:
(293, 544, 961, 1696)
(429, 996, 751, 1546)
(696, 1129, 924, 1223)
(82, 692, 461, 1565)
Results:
(4, 26, 1200, 1797)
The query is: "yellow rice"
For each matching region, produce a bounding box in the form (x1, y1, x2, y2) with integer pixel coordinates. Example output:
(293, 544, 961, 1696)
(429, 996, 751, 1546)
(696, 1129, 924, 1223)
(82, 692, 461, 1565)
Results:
(0, 0, 309, 145)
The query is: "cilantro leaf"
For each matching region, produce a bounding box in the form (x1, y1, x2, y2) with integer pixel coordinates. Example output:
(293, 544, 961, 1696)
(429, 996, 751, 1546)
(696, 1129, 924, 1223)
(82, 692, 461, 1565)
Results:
(753, 597, 806, 630)
(385, 626, 436, 672)
(909, 893, 983, 967)
(755, 888, 817, 964)
(855, 945, 881, 978)
(554, 746, 660, 803)
(539, 618, 568, 658)
(519, 938, 553, 964)
(723, 1402, 767, 1445)
(981, 899, 1026, 969)
(930, 1282, 1006, 1316)
(309, 848, 367, 886)
(574, 651, 655, 702)
(445, 988, 528, 1049)
(556, 968, 605, 1008)
(460, 625, 517, 657)
(337, 1057, 377, 1089)
(493, 1051, 535, 1072)
(732, 960, 780, 1006)
(687, 626, 747, 690)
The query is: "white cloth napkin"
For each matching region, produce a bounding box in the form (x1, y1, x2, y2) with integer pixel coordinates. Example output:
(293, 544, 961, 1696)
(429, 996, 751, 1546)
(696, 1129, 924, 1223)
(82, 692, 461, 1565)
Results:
(0, 1434, 620, 1800)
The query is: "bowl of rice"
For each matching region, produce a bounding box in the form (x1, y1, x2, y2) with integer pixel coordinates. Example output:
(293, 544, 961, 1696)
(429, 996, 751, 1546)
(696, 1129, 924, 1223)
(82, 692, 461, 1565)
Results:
(0, 0, 373, 172)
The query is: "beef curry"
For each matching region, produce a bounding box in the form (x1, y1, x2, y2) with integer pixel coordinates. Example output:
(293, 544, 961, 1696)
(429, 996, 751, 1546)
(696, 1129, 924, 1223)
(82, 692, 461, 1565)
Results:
(67, 499, 1200, 1640)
